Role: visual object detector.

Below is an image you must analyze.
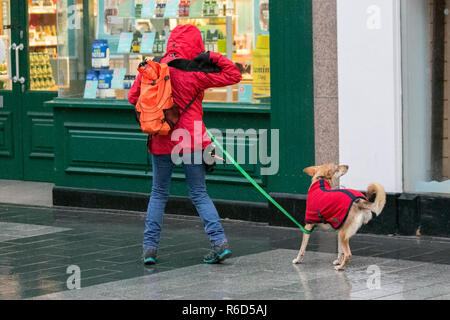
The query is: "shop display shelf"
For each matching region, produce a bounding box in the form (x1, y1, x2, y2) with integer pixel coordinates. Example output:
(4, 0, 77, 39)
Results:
(110, 53, 163, 58)
(29, 7, 57, 15)
(135, 15, 231, 20)
(29, 42, 57, 47)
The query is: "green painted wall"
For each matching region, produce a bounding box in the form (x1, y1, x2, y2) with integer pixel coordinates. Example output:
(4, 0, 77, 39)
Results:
(49, 99, 272, 202)
(268, 0, 315, 194)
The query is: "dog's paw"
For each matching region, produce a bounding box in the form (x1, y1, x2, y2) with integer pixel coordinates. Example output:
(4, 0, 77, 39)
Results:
(334, 265, 345, 271)
(333, 259, 341, 266)
(292, 258, 301, 264)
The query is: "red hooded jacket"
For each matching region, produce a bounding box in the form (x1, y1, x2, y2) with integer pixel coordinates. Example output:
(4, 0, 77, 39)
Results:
(128, 24, 242, 155)
(305, 180, 366, 229)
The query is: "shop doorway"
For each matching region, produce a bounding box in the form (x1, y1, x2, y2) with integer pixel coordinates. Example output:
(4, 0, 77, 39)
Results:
(0, 0, 57, 182)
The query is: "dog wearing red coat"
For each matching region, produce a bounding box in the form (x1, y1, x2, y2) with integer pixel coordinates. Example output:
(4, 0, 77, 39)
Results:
(292, 164, 386, 271)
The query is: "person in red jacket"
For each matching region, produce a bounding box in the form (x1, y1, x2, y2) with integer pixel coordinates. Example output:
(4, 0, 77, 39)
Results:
(128, 24, 242, 265)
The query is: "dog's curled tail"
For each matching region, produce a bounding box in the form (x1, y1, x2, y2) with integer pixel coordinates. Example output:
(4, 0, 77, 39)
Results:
(357, 183, 386, 216)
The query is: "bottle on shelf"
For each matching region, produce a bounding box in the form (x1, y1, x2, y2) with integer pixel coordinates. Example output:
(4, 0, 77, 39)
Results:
(156, 0, 167, 17)
(181, 0, 191, 17)
(124, 75, 135, 90)
(205, 29, 212, 52)
(185, 1, 190, 17)
(218, 1, 224, 16)
(152, 32, 159, 53)
(132, 29, 143, 53)
(29, 51, 56, 91)
(135, 0, 143, 18)
(203, 0, 210, 17)
(211, 27, 218, 52)
(158, 30, 164, 53)
(179, 0, 186, 17)
(29, 25, 36, 42)
(0, 62, 8, 76)
(211, 0, 219, 17)
(225, 0, 233, 16)
(259, 0, 269, 31)
(104, 0, 119, 34)
(155, 0, 161, 17)
(207, 1, 215, 16)
(161, 0, 166, 16)
(44, 25, 51, 37)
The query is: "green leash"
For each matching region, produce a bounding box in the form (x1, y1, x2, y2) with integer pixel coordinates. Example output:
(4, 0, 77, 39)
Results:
(206, 128, 314, 235)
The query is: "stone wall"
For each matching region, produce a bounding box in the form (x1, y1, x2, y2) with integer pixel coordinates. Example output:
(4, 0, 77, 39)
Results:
(312, 0, 339, 165)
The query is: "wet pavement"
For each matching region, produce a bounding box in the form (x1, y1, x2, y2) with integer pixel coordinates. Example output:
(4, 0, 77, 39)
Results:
(1, 203, 450, 300)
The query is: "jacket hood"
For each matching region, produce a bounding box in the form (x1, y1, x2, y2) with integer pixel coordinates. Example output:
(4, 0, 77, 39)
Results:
(164, 24, 205, 60)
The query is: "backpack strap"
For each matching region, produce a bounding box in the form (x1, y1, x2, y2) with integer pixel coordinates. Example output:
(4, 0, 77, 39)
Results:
(181, 91, 200, 115)
(140, 54, 211, 115)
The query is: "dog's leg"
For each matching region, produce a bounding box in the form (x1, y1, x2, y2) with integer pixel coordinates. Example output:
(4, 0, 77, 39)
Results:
(333, 235, 344, 266)
(292, 224, 314, 264)
(335, 231, 351, 271)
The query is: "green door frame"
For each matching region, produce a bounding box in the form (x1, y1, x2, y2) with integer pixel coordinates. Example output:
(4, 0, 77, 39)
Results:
(0, 0, 24, 180)
(20, 0, 58, 182)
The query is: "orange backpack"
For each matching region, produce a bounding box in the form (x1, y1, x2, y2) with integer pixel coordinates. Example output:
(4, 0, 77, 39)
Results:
(135, 60, 178, 136)
(135, 58, 206, 136)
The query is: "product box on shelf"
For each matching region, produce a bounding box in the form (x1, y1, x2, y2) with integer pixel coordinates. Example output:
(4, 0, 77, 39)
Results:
(92, 39, 110, 70)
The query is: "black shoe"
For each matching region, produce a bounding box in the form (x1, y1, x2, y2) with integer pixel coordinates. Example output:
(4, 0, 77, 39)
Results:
(143, 248, 157, 265)
(203, 242, 232, 264)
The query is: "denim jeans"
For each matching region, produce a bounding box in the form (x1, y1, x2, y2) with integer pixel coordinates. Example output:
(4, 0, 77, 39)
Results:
(143, 152, 227, 250)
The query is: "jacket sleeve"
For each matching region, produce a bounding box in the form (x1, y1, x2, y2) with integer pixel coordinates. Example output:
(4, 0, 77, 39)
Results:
(194, 52, 242, 90)
(128, 73, 142, 106)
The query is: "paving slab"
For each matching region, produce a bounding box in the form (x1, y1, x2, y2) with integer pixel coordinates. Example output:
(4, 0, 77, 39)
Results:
(0, 180, 53, 207)
(0, 222, 70, 242)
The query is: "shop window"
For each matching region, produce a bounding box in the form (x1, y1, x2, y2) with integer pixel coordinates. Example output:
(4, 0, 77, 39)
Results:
(28, 0, 58, 91)
(0, 0, 11, 91)
(402, 0, 450, 194)
(57, 0, 270, 104)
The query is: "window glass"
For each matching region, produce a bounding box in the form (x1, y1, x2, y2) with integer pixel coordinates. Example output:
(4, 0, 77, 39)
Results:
(57, 0, 270, 104)
(28, 0, 58, 91)
(403, 0, 449, 195)
(0, 0, 12, 91)
(56, 0, 85, 97)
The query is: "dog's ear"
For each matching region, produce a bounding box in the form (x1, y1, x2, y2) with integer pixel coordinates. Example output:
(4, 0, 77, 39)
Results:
(303, 166, 319, 177)
(336, 165, 349, 177)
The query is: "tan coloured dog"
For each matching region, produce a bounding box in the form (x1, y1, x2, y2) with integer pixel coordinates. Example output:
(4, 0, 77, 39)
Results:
(292, 164, 386, 271)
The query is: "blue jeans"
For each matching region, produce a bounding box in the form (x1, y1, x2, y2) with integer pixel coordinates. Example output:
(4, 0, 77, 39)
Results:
(143, 152, 227, 250)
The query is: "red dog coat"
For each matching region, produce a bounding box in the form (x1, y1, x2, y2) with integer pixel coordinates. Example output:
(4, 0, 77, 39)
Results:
(305, 179, 366, 229)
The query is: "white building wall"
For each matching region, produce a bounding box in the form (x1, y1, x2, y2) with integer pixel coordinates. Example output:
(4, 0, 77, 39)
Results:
(337, 0, 403, 193)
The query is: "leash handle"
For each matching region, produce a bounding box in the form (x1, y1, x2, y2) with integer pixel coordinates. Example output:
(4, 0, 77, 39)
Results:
(206, 128, 313, 235)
